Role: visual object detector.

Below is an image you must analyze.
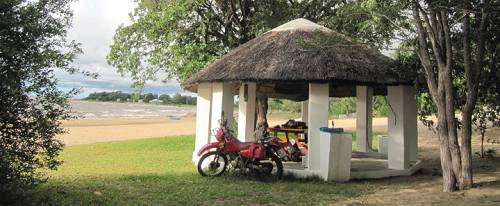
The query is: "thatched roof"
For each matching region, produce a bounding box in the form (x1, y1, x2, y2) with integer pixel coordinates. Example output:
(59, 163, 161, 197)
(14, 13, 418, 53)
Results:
(182, 18, 414, 100)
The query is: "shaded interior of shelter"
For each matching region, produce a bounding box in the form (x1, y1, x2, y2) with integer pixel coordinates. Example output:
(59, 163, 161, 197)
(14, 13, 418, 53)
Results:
(214, 81, 396, 101)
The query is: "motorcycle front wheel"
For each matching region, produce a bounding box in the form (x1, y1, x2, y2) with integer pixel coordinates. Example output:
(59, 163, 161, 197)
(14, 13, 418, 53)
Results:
(197, 151, 228, 176)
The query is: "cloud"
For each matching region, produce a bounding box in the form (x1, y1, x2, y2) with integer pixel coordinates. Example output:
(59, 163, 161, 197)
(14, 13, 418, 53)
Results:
(56, 0, 189, 98)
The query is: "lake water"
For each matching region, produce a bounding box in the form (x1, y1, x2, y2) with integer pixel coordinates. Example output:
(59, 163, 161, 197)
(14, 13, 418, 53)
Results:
(69, 100, 196, 119)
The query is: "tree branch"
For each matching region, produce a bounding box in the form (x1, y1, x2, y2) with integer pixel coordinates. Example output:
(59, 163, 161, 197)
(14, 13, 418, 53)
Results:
(464, 0, 489, 113)
(440, 10, 452, 69)
(418, 5, 446, 68)
(412, 1, 439, 100)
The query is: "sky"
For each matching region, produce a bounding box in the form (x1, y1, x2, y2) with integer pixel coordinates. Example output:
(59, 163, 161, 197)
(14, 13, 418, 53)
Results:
(56, 0, 186, 98)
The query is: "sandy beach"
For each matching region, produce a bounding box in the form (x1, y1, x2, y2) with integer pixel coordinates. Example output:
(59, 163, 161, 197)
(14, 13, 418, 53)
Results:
(59, 116, 392, 146)
(59, 100, 390, 145)
(59, 116, 196, 146)
(57, 101, 196, 145)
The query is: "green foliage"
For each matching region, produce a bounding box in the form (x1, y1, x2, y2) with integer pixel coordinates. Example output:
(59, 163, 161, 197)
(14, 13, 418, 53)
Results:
(268, 98, 301, 113)
(142, 93, 158, 103)
(0, 0, 80, 200)
(329, 97, 389, 118)
(131, 92, 141, 103)
(268, 97, 389, 118)
(107, 0, 407, 90)
(107, 0, 264, 86)
(84, 92, 196, 105)
(395, 26, 500, 132)
(329, 98, 356, 117)
(319, 0, 410, 49)
(473, 47, 500, 157)
(27, 136, 371, 205)
(373, 96, 389, 117)
(84, 91, 132, 102)
(158, 94, 171, 103)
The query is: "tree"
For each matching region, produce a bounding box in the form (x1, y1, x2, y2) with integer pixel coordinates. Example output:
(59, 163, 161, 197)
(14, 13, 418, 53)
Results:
(132, 92, 141, 102)
(159, 94, 172, 104)
(84, 91, 132, 102)
(171, 93, 184, 104)
(0, 0, 81, 200)
(142, 93, 157, 103)
(472, 33, 500, 157)
(107, 0, 403, 128)
(409, 0, 497, 191)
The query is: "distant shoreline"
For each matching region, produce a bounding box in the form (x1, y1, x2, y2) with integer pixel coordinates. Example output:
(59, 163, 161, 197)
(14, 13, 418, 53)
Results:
(68, 100, 195, 120)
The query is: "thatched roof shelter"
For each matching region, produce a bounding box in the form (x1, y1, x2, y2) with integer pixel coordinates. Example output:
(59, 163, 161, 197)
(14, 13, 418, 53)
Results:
(189, 20, 421, 181)
(182, 19, 413, 101)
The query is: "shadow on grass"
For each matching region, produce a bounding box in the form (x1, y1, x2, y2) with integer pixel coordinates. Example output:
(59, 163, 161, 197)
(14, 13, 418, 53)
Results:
(25, 172, 372, 206)
(474, 180, 500, 189)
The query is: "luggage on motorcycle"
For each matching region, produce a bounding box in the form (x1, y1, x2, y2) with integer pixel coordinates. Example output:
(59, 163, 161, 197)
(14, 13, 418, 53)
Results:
(240, 144, 265, 159)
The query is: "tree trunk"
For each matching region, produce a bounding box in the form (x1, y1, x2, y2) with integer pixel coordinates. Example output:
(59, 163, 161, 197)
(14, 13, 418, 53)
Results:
(412, 1, 470, 191)
(439, 131, 458, 192)
(256, 96, 269, 129)
(444, 66, 463, 184)
(458, 0, 487, 190)
(437, 97, 458, 192)
(460, 111, 474, 189)
(481, 130, 485, 158)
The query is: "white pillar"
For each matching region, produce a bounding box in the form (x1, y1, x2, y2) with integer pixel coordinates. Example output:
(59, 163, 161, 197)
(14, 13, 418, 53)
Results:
(301, 100, 309, 123)
(237, 82, 256, 142)
(193, 83, 212, 163)
(356, 86, 373, 152)
(210, 82, 234, 142)
(307, 83, 329, 171)
(387, 85, 417, 169)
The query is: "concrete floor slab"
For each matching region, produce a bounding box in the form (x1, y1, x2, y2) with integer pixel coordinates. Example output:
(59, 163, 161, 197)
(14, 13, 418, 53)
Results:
(283, 152, 422, 180)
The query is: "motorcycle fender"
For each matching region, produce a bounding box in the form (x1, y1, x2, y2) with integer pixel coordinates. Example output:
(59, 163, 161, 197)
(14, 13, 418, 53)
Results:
(197, 142, 222, 156)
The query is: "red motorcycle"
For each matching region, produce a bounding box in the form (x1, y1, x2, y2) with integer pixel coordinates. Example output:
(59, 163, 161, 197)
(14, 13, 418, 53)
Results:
(196, 118, 283, 180)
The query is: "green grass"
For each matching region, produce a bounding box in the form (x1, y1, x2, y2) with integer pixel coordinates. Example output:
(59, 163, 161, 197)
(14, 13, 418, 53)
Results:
(350, 132, 383, 152)
(28, 136, 372, 205)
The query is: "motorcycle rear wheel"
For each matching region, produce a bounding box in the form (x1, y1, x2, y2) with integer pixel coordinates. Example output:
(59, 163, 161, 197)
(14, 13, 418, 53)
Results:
(197, 151, 228, 176)
(256, 153, 283, 181)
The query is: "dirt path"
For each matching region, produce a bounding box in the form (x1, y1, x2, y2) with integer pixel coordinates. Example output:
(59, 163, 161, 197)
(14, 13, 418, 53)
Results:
(340, 126, 500, 205)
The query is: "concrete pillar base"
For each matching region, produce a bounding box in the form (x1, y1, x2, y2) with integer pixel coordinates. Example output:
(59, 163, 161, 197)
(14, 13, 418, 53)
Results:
(320, 132, 352, 182)
(378, 135, 389, 155)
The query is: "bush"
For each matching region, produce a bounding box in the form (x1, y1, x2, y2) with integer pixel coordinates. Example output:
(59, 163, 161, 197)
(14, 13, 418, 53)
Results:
(329, 97, 356, 117)
(0, 0, 78, 201)
(268, 99, 301, 113)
